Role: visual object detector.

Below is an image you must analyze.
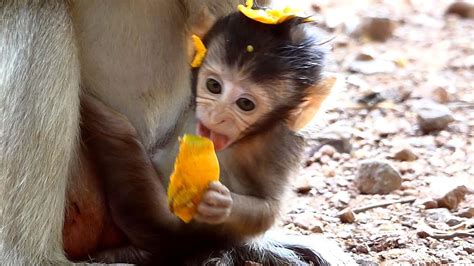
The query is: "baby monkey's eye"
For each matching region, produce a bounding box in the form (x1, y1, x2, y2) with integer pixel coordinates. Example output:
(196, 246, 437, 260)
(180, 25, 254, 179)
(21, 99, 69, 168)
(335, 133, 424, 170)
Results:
(206, 78, 222, 94)
(236, 98, 256, 112)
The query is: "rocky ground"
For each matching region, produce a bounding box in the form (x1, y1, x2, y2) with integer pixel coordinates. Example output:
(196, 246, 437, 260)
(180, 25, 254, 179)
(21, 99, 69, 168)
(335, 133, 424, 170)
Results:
(279, 0, 474, 264)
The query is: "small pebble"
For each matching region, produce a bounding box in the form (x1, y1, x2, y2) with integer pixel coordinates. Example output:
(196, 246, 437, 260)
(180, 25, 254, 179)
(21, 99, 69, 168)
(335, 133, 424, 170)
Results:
(422, 200, 439, 209)
(394, 148, 418, 162)
(436, 185, 469, 210)
(339, 209, 356, 223)
(446, 1, 474, 19)
(458, 207, 474, 218)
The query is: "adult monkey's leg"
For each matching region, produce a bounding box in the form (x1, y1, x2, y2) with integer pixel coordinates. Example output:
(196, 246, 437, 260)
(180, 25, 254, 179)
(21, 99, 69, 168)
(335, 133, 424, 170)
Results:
(1, 1, 79, 264)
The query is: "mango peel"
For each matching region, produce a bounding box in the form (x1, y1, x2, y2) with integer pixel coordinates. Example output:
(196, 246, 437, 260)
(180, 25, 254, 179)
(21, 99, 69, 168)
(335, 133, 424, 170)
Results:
(167, 134, 220, 223)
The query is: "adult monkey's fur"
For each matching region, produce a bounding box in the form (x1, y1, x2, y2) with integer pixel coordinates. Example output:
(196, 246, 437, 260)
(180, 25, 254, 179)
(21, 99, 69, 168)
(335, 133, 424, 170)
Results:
(1, 1, 331, 265)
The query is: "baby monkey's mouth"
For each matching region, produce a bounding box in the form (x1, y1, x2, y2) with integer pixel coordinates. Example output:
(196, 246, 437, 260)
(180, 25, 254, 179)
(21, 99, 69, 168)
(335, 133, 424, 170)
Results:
(196, 122, 230, 152)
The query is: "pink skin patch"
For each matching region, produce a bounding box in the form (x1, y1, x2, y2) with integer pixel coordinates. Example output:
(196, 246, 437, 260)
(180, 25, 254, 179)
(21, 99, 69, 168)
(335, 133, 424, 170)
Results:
(196, 122, 230, 151)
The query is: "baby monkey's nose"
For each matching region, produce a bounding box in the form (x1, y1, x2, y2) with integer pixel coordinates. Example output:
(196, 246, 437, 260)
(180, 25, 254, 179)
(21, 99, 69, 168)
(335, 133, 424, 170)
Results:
(209, 110, 229, 126)
(210, 116, 227, 126)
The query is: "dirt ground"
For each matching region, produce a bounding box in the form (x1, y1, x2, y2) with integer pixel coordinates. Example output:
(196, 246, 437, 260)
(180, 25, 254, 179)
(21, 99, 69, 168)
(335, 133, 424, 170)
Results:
(279, 0, 474, 264)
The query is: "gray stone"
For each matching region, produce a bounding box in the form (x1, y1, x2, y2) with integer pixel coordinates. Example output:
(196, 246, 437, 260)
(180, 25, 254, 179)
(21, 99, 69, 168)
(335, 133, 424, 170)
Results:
(356, 160, 402, 194)
(414, 100, 455, 133)
(314, 127, 353, 154)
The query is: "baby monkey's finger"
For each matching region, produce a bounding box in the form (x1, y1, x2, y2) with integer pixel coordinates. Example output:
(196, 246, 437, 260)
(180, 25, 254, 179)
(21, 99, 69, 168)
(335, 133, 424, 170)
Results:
(197, 202, 229, 218)
(208, 181, 230, 195)
(201, 190, 232, 207)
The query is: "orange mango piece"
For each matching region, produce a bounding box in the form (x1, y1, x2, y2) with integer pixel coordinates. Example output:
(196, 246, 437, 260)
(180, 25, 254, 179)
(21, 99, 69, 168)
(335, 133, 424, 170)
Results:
(167, 134, 220, 223)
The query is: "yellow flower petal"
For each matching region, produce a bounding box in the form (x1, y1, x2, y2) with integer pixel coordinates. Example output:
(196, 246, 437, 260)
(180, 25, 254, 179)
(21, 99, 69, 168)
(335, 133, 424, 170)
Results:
(237, 1, 301, 25)
(167, 134, 220, 223)
(190, 35, 207, 68)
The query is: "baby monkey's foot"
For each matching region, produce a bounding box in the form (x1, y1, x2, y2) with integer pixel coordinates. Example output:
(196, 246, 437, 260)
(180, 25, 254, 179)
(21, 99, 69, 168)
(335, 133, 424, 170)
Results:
(195, 181, 232, 224)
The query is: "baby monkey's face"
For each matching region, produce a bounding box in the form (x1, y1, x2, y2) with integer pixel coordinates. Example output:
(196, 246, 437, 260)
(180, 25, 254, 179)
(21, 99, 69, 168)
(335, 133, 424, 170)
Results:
(195, 63, 272, 151)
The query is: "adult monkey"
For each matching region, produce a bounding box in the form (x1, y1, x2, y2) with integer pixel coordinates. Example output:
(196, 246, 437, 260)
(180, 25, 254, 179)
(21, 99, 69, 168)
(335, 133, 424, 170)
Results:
(1, 1, 340, 265)
(1, 0, 251, 264)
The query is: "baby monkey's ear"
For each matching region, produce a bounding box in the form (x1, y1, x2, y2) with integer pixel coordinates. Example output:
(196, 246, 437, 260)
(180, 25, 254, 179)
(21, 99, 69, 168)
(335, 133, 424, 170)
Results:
(288, 75, 337, 131)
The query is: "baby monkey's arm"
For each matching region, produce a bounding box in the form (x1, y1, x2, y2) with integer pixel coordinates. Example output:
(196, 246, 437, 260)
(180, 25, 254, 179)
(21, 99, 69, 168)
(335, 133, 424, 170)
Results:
(195, 181, 280, 239)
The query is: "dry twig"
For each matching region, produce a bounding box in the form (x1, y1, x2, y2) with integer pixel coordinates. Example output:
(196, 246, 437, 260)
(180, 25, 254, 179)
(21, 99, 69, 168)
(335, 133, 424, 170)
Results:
(352, 197, 416, 214)
(337, 197, 416, 223)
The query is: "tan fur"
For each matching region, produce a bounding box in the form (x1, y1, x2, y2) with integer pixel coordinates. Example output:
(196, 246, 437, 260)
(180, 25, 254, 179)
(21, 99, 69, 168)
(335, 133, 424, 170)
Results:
(0, 0, 246, 264)
(1, 1, 79, 264)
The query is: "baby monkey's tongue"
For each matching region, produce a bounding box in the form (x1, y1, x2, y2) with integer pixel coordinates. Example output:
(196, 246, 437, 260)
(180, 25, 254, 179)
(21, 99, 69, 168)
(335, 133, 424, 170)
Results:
(209, 131, 229, 151)
(197, 123, 229, 151)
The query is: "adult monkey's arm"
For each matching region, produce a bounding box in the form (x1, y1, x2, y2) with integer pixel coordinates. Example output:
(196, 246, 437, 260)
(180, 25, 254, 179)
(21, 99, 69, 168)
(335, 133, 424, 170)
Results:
(80, 95, 183, 259)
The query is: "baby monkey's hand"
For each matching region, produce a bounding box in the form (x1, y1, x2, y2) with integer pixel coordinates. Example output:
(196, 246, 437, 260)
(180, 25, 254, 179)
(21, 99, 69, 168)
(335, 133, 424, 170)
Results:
(194, 181, 232, 224)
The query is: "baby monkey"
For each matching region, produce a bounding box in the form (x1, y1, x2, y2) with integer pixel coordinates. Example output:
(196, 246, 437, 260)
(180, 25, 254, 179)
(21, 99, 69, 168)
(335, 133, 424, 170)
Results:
(83, 10, 332, 265)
